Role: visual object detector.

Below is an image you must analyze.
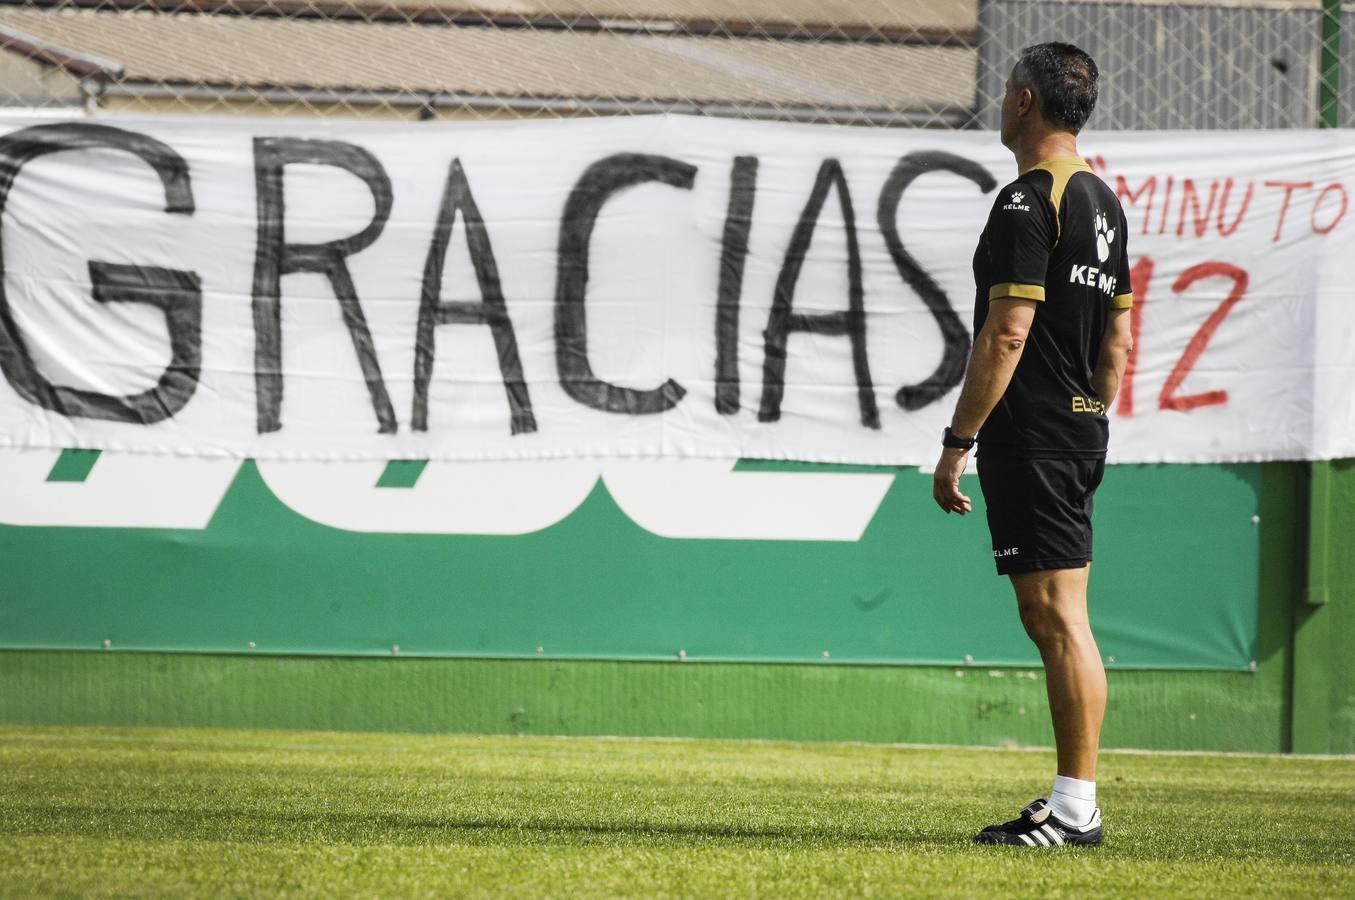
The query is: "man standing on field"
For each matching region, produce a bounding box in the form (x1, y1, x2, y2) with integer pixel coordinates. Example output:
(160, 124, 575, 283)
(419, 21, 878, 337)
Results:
(931, 42, 1134, 848)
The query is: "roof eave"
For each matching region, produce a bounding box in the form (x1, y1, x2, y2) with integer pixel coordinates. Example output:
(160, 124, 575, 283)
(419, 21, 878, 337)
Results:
(101, 80, 977, 127)
(0, 24, 125, 79)
(9, 0, 977, 47)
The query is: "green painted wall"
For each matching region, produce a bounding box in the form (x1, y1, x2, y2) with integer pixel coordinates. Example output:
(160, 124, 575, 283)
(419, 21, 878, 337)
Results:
(1292, 459, 1355, 754)
(0, 651, 1289, 752)
(2, 463, 1323, 752)
(1, 461, 1260, 671)
(1331, 460, 1355, 751)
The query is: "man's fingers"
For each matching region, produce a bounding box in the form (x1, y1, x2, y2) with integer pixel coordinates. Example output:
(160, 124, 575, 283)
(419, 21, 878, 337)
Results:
(932, 452, 973, 514)
(945, 482, 971, 515)
(933, 471, 971, 515)
(932, 479, 949, 512)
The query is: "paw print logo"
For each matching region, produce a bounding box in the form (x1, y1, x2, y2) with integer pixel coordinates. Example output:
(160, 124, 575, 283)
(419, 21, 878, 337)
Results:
(1094, 211, 1116, 263)
(1011, 191, 1025, 204)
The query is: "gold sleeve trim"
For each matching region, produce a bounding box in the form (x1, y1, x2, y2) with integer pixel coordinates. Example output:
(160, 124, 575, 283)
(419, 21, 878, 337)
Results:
(1111, 292, 1134, 309)
(989, 283, 1046, 302)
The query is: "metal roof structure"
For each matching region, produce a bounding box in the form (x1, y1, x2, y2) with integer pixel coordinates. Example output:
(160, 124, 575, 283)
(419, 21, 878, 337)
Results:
(9, 0, 980, 41)
(0, 5, 979, 124)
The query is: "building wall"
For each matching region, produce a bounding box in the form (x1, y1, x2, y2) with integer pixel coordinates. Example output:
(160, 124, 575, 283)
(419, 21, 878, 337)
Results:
(0, 52, 81, 108)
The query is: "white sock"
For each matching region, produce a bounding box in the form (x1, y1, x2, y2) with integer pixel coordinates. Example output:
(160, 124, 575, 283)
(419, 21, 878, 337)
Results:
(1048, 775, 1097, 826)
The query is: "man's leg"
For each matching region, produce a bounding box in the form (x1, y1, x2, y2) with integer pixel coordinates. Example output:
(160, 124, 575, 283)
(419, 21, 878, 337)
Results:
(1010, 565, 1105, 782)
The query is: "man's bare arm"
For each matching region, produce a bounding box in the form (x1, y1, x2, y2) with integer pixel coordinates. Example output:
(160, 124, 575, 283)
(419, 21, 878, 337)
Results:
(1091, 307, 1133, 410)
(932, 298, 1038, 514)
(949, 299, 1039, 437)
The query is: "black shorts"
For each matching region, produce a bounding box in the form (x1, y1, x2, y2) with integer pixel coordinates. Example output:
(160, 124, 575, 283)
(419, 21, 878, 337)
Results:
(976, 455, 1105, 576)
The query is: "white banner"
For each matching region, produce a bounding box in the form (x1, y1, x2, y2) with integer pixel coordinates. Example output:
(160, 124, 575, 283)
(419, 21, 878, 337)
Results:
(0, 113, 1350, 464)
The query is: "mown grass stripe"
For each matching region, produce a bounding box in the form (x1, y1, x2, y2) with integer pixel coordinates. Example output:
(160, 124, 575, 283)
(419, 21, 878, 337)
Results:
(0, 726, 1351, 897)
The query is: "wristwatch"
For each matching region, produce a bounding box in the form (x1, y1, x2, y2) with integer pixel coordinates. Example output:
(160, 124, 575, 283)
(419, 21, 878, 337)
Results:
(942, 426, 977, 451)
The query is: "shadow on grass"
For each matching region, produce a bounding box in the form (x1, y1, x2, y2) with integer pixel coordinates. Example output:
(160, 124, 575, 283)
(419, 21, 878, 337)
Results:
(8, 804, 957, 850)
(11, 803, 1345, 864)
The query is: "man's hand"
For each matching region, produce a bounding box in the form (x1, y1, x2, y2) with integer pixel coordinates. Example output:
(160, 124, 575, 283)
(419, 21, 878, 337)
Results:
(932, 447, 973, 514)
(932, 298, 1031, 516)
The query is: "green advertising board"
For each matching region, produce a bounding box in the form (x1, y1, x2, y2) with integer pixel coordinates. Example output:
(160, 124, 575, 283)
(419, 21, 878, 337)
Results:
(0, 454, 1259, 670)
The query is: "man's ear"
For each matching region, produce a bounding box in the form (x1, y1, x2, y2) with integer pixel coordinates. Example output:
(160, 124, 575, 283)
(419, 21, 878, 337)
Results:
(1017, 86, 1036, 118)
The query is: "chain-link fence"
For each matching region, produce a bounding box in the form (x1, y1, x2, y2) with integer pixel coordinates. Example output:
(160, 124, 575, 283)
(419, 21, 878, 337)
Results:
(0, 0, 1349, 127)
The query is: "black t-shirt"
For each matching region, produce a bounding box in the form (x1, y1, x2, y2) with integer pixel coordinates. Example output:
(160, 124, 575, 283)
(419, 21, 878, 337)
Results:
(971, 157, 1134, 459)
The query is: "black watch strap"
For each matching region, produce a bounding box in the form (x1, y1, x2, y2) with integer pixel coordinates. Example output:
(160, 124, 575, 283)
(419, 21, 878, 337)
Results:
(942, 426, 977, 451)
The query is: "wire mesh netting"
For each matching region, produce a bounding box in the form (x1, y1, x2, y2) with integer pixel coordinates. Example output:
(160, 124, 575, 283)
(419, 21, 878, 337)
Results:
(0, 0, 1349, 126)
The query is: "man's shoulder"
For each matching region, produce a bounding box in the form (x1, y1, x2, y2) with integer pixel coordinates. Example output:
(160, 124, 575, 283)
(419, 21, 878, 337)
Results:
(1059, 168, 1132, 236)
(986, 174, 1056, 248)
(996, 170, 1056, 206)
(987, 172, 1057, 234)
(1025, 159, 1107, 216)
(1064, 168, 1123, 207)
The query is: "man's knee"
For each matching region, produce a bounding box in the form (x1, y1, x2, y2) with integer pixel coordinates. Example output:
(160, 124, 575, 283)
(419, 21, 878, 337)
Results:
(1013, 570, 1088, 645)
(1018, 599, 1065, 646)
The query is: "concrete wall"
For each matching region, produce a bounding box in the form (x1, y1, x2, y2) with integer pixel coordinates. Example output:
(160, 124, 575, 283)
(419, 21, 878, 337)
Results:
(0, 51, 81, 109)
(8, 464, 1351, 754)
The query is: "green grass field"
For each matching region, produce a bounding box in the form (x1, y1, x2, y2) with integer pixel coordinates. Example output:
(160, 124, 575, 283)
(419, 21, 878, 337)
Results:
(1, 727, 1353, 898)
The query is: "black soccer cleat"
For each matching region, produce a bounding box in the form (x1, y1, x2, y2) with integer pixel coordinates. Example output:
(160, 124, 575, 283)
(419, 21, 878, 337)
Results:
(973, 799, 1103, 847)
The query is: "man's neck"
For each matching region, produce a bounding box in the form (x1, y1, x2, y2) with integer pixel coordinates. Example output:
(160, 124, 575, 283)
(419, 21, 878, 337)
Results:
(1014, 132, 1081, 174)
